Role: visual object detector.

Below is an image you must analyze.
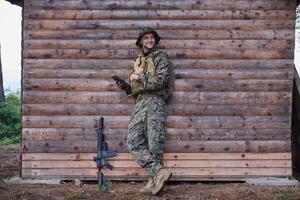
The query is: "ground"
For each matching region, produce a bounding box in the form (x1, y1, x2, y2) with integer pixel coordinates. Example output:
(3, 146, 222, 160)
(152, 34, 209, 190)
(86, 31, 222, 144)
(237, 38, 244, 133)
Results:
(1, 145, 300, 200)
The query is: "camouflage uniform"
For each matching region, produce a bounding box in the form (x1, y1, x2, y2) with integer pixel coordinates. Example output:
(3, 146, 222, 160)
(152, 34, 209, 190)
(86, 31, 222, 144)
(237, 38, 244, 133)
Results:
(127, 48, 172, 177)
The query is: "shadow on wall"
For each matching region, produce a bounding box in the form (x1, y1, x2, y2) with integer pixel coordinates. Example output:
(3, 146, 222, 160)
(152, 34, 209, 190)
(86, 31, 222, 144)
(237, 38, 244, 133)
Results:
(292, 66, 300, 180)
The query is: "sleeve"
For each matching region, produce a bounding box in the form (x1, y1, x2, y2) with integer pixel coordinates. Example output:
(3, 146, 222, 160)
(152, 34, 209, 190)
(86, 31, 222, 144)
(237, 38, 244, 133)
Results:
(122, 71, 134, 97)
(138, 53, 170, 91)
(125, 71, 134, 82)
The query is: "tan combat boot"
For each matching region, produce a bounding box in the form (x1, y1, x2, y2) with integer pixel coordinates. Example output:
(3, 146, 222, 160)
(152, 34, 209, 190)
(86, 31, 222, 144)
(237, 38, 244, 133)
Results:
(139, 177, 154, 195)
(151, 168, 172, 195)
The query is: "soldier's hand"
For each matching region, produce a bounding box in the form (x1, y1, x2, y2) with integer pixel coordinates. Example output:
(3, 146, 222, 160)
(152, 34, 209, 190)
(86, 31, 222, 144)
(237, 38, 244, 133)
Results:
(129, 74, 140, 82)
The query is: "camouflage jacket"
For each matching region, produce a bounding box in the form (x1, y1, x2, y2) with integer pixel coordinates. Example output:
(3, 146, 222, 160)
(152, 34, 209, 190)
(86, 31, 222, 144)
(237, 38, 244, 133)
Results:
(128, 49, 173, 100)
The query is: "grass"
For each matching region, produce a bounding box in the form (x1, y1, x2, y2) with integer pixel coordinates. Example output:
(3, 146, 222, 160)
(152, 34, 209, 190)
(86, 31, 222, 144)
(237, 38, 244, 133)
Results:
(65, 192, 85, 200)
(96, 181, 113, 192)
(0, 135, 20, 146)
(276, 192, 295, 200)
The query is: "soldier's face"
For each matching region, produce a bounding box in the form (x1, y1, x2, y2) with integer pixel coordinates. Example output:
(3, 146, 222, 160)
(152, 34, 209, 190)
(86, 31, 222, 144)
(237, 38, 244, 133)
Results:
(141, 33, 155, 50)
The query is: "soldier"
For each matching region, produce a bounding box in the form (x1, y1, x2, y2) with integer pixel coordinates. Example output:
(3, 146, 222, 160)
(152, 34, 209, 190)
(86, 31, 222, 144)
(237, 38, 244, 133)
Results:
(115, 27, 173, 195)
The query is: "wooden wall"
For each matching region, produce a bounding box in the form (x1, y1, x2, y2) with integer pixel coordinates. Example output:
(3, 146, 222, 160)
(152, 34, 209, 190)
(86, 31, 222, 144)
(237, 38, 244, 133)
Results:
(21, 0, 296, 180)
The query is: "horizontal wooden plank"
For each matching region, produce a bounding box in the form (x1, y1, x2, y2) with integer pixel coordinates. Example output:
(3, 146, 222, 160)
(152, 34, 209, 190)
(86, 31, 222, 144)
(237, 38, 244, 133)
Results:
(23, 39, 295, 50)
(24, 20, 295, 31)
(173, 69, 293, 80)
(24, 9, 296, 20)
(22, 116, 291, 129)
(22, 160, 291, 169)
(22, 104, 291, 116)
(21, 153, 292, 161)
(23, 49, 294, 59)
(23, 69, 294, 80)
(22, 128, 291, 141)
(23, 59, 294, 70)
(20, 175, 292, 181)
(24, 0, 296, 10)
(21, 140, 291, 153)
(21, 168, 292, 179)
(24, 29, 295, 40)
(22, 91, 292, 105)
(23, 79, 292, 92)
(176, 79, 292, 92)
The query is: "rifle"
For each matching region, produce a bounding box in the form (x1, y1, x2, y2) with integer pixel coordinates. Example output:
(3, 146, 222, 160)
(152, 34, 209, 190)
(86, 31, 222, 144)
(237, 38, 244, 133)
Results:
(93, 117, 117, 191)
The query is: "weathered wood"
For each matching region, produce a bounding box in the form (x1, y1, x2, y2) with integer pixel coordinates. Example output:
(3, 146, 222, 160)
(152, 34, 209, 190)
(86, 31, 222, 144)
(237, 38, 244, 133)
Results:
(23, 49, 294, 59)
(21, 140, 291, 153)
(23, 69, 128, 79)
(22, 160, 291, 169)
(23, 69, 294, 80)
(21, 168, 292, 179)
(173, 69, 293, 80)
(164, 140, 291, 153)
(23, 59, 294, 70)
(21, 0, 296, 181)
(22, 116, 291, 129)
(22, 104, 133, 116)
(171, 91, 292, 105)
(22, 91, 133, 104)
(24, 39, 294, 50)
(19, 175, 290, 181)
(20, 175, 292, 180)
(24, 20, 295, 31)
(24, 9, 295, 20)
(22, 128, 291, 141)
(24, 30, 295, 40)
(20, 175, 293, 181)
(24, 0, 296, 10)
(22, 91, 292, 105)
(21, 153, 292, 161)
(23, 79, 292, 92)
(22, 104, 291, 116)
(175, 79, 291, 92)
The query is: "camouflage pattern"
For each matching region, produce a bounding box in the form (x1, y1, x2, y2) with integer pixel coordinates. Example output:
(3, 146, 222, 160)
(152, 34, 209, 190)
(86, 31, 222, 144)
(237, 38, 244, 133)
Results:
(127, 95, 167, 176)
(128, 49, 173, 100)
(127, 48, 172, 177)
(130, 50, 158, 95)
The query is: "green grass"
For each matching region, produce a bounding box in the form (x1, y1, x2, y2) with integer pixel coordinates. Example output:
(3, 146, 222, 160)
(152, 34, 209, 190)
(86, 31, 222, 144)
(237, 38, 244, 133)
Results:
(65, 192, 85, 200)
(276, 192, 295, 200)
(0, 135, 20, 146)
(96, 181, 113, 192)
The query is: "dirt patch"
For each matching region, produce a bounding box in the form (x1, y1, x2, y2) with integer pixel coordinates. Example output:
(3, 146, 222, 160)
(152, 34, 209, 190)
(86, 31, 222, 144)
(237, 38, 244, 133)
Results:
(1, 181, 300, 200)
(0, 145, 300, 200)
(0, 145, 20, 180)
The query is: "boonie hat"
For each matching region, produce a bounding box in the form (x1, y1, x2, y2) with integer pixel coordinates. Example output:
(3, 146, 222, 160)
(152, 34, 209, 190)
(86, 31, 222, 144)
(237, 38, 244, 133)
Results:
(136, 27, 161, 48)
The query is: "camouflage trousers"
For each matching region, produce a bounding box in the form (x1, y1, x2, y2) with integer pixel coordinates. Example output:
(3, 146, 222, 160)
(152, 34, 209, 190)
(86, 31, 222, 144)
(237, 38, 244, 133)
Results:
(127, 94, 167, 177)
